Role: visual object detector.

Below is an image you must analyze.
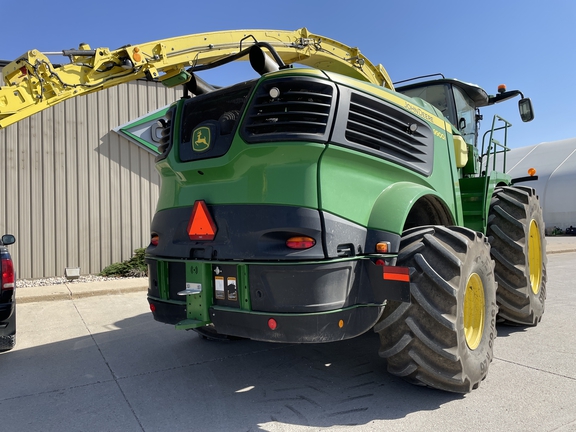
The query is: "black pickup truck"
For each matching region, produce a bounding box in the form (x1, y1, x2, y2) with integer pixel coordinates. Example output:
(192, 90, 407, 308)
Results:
(0, 234, 16, 352)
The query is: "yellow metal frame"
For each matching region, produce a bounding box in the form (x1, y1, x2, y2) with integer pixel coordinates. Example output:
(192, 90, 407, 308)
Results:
(0, 28, 393, 129)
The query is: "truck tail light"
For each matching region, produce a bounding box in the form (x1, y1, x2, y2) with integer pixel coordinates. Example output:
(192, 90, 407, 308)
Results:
(1, 257, 15, 290)
(286, 236, 316, 250)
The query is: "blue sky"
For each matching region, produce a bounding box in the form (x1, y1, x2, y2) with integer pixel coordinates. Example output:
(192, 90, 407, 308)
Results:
(1, 0, 574, 148)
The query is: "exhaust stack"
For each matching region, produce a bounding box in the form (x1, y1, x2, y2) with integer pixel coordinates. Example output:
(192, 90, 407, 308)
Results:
(185, 73, 217, 95)
(249, 45, 280, 76)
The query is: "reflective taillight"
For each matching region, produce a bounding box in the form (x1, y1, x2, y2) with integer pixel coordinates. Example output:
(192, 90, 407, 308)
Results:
(1, 257, 15, 289)
(150, 234, 159, 246)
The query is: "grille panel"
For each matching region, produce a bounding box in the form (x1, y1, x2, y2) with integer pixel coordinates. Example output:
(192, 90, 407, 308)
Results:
(242, 78, 335, 143)
(344, 92, 434, 176)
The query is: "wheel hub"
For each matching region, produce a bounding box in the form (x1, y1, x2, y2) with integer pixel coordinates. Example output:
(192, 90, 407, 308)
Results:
(528, 219, 543, 295)
(464, 273, 485, 350)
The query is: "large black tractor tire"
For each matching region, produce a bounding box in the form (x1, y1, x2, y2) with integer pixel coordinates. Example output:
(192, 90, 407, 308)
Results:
(487, 186, 547, 326)
(375, 226, 498, 393)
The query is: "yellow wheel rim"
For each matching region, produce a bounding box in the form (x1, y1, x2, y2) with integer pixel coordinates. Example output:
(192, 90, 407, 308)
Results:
(528, 219, 543, 295)
(464, 273, 485, 350)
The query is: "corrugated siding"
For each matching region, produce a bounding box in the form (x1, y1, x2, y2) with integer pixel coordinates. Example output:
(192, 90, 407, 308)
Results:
(0, 80, 181, 279)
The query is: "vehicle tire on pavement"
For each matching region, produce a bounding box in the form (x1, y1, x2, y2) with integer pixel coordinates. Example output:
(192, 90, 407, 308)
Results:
(375, 225, 498, 393)
(0, 334, 15, 352)
(487, 186, 547, 326)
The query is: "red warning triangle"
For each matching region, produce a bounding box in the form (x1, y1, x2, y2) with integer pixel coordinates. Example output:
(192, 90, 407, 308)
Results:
(187, 200, 217, 240)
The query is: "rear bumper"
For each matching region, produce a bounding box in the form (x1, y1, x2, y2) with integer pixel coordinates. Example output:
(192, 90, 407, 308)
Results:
(209, 305, 384, 343)
(0, 302, 15, 336)
(147, 297, 384, 343)
(147, 257, 410, 343)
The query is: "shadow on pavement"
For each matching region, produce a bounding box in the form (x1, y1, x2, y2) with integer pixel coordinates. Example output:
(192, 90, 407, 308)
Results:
(1, 311, 463, 430)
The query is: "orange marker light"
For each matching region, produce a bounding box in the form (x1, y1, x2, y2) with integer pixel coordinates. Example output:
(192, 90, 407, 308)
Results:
(187, 200, 217, 240)
(528, 167, 537, 176)
(376, 242, 390, 253)
(286, 236, 315, 250)
(133, 47, 142, 62)
(498, 84, 506, 93)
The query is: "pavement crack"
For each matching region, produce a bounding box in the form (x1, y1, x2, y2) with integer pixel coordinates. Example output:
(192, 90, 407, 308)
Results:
(0, 380, 116, 403)
(495, 356, 576, 381)
(547, 417, 576, 431)
(70, 300, 146, 432)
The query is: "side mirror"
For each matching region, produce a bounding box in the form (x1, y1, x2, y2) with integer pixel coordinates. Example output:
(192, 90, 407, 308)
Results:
(519, 98, 535, 122)
(1, 234, 15, 245)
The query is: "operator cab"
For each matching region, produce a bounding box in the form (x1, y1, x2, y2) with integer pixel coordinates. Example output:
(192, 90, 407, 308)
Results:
(396, 79, 488, 147)
(396, 78, 534, 147)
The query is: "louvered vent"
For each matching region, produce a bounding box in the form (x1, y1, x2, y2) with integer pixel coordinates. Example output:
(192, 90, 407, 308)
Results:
(345, 92, 434, 176)
(242, 77, 335, 143)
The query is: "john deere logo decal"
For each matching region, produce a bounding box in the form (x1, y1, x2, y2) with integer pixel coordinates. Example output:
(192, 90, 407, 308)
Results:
(193, 126, 211, 152)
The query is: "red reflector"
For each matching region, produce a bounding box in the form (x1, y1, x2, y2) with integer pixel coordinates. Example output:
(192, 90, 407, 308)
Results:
(268, 318, 277, 330)
(1, 258, 15, 289)
(375, 259, 386, 266)
(382, 265, 410, 283)
(149, 303, 156, 312)
(286, 236, 315, 250)
(187, 200, 217, 240)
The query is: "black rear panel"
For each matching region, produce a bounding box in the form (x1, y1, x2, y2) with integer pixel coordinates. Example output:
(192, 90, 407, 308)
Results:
(179, 81, 255, 162)
(148, 204, 402, 262)
(148, 205, 325, 261)
(168, 262, 186, 300)
(249, 261, 361, 313)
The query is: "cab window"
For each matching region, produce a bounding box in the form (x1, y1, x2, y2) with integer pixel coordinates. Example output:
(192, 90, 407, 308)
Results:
(399, 84, 455, 125)
(453, 86, 477, 145)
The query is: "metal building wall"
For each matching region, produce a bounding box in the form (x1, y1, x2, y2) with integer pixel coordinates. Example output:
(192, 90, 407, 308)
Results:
(0, 80, 181, 279)
(502, 138, 576, 233)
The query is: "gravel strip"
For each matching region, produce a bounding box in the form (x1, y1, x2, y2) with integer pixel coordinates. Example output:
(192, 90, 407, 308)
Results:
(17, 275, 140, 288)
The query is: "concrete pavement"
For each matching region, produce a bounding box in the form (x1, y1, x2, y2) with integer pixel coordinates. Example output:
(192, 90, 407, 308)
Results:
(4, 251, 576, 431)
(15, 236, 576, 304)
